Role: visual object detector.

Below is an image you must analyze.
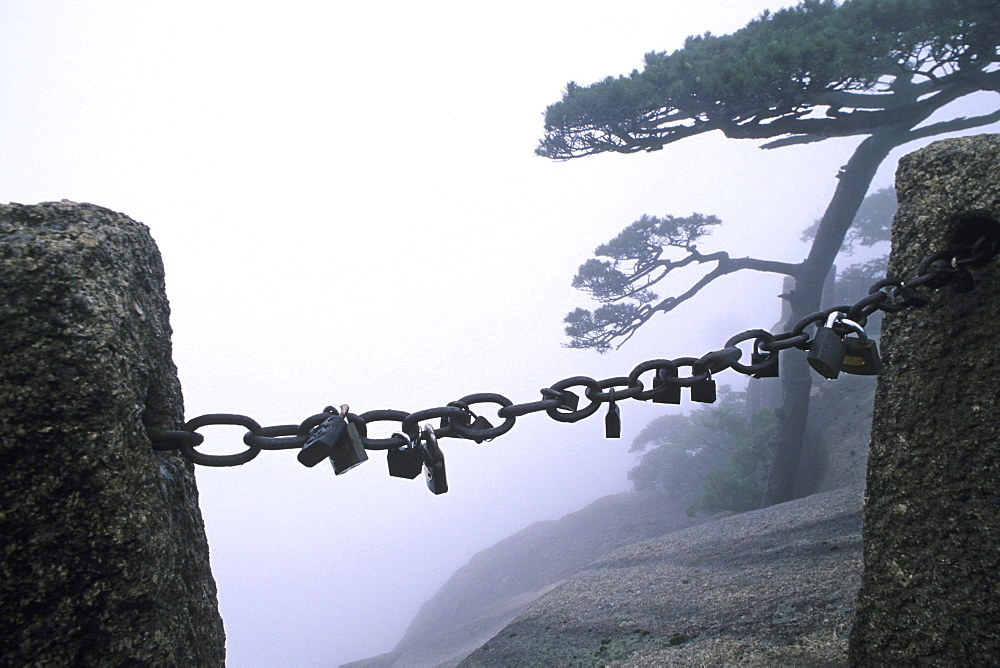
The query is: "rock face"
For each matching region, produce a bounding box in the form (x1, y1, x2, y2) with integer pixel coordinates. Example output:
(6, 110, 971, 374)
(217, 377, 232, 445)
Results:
(346, 493, 706, 668)
(462, 486, 863, 667)
(0, 202, 225, 665)
(849, 135, 1000, 663)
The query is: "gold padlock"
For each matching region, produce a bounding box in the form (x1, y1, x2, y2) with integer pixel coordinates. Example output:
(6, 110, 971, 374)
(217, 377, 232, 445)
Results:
(838, 319, 881, 376)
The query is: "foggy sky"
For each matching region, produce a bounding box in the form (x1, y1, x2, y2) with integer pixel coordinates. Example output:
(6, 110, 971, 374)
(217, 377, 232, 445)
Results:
(2, 2, 997, 666)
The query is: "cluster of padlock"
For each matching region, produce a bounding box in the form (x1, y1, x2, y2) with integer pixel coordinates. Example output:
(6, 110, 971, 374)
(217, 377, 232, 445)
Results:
(806, 312, 881, 379)
(594, 314, 878, 439)
(298, 405, 449, 495)
(599, 369, 720, 439)
(385, 424, 448, 495)
(545, 362, 724, 441)
(296, 405, 369, 473)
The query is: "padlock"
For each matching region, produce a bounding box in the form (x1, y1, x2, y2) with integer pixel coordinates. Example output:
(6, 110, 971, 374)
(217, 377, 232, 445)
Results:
(750, 340, 779, 378)
(330, 420, 368, 475)
(420, 425, 448, 495)
(605, 389, 621, 439)
(440, 402, 470, 431)
(807, 312, 848, 379)
(387, 433, 424, 479)
(298, 413, 346, 467)
(558, 389, 580, 412)
(690, 374, 717, 403)
(443, 405, 494, 444)
(839, 319, 881, 376)
(466, 414, 494, 444)
(651, 367, 681, 404)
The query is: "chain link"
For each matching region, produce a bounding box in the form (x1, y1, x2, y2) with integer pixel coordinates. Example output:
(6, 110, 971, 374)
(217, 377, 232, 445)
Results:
(150, 238, 997, 467)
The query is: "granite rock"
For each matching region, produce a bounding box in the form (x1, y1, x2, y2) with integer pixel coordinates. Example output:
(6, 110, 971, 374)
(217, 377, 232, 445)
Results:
(461, 486, 863, 667)
(849, 134, 1000, 663)
(346, 492, 707, 668)
(0, 201, 225, 666)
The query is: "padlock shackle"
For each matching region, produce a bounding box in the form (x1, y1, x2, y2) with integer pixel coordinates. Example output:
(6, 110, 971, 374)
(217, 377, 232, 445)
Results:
(824, 311, 870, 342)
(420, 423, 443, 463)
(390, 431, 413, 448)
(824, 311, 845, 329)
(837, 317, 869, 341)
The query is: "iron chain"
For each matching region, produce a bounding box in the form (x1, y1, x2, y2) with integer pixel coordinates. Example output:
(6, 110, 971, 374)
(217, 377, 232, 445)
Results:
(150, 238, 997, 466)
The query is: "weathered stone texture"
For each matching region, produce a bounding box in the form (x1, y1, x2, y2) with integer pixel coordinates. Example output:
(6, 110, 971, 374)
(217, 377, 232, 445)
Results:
(849, 135, 1000, 663)
(0, 201, 225, 665)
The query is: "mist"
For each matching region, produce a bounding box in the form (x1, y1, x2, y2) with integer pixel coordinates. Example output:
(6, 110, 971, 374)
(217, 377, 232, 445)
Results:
(2, 2, 997, 666)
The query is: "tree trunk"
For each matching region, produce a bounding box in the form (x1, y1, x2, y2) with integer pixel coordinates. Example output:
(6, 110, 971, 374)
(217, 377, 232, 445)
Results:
(764, 130, 904, 505)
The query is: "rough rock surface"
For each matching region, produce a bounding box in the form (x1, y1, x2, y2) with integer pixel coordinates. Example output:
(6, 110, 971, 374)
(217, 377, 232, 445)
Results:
(849, 135, 1000, 663)
(346, 493, 707, 668)
(462, 486, 862, 667)
(0, 201, 225, 665)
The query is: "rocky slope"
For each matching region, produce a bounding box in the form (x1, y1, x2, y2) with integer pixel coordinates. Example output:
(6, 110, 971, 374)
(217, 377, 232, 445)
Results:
(463, 485, 862, 666)
(346, 492, 708, 667)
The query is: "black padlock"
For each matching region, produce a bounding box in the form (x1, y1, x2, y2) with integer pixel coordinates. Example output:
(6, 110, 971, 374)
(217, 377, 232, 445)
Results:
(443, 404, 494, 444)
(298, 413, 346, 467)
(420, 425, 448, 495)
(387, 434, 424, 479)
(807, 312, 847, 379)
(690, 375, 717, 403)
(558, 389, 580, 412)
(440, 402, 470, 431)
(330, 421, 368, 475)
(651, 367, 681, 404)
(839, 320, 881, 376)
(605, 389, 621, 439)
(751, 340, 779, 378)
(466, 414, 494, 444)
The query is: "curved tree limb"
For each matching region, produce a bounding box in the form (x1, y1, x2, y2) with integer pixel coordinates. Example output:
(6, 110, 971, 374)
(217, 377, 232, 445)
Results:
(908, 108, 1000, 141)
(566, 252, 799, 351)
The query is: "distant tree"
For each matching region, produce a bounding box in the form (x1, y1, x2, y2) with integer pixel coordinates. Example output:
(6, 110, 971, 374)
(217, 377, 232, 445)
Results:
(817, 186, 895, 335)
(628, 388, 777, 515)
(688, 408, 777, 515)
(541, 0, 1000, 504)
(801, 186, 896, 257)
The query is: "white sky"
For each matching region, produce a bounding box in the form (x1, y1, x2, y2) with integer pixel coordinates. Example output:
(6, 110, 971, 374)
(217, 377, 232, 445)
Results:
(3, 2, 997, 666)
